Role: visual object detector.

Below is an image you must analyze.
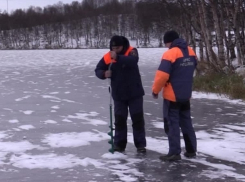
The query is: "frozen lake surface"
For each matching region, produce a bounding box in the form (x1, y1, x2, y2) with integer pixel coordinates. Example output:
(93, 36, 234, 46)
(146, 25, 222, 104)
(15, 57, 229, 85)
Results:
(0, 49, 245, 182)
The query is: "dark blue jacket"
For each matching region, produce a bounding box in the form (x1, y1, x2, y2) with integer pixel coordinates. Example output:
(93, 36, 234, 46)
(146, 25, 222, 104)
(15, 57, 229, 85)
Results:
(152, 38, 197, 102)
(95, 37, 144, 101)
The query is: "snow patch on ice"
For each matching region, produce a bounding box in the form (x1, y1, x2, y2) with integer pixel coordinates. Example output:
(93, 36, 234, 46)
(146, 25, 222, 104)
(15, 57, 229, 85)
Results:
(151, 121, 163, 129)
(9, 119, 19, 123)
(21, 110, 34, 115)
(18, 125, 35, 130)
(0, 141, 42, 153)
(41, 120, 57, 124)
(10, 154, 104, 169)
(15, 95, 31, 101)
(192, 91, 245, 105)
(67, 112, 107, 126)
(42, 131, 109, 148)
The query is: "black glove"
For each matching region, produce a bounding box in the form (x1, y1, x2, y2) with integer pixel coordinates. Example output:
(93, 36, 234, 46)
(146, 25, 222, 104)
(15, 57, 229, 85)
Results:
(152, 92, 158, 99)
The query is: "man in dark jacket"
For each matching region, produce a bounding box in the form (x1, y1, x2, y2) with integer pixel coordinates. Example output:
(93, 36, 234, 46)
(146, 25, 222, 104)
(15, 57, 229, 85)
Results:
(95, 35, 146, 153)
(152, 30, 197, 161)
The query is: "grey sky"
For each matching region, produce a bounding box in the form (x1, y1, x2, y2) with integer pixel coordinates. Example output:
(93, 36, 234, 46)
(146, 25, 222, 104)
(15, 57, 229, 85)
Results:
(0, 0, 77, 13)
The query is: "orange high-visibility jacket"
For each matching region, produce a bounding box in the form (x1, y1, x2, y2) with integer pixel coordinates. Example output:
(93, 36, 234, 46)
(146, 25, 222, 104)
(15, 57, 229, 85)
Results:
(152, 39, 197, 102)
(103, 46, 134, 65)
(95, 45, 144, 101)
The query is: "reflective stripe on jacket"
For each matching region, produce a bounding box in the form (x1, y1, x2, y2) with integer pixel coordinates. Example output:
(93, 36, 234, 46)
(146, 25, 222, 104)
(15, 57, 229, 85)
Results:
(103, 46, 134, 65)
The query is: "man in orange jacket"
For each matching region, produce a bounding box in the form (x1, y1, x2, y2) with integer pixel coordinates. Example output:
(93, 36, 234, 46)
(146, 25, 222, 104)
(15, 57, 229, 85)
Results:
(95, 35, 146, 153)
(152, 30, 197, 161)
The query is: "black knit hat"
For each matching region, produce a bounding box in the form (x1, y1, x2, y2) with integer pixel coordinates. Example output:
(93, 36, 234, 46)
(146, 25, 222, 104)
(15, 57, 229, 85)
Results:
(163, 30, 179, 44)
(110, 35, 124, 47)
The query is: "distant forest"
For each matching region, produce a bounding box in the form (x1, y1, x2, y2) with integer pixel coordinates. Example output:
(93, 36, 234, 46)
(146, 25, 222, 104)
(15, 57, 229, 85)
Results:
(0, 0, 245, 72)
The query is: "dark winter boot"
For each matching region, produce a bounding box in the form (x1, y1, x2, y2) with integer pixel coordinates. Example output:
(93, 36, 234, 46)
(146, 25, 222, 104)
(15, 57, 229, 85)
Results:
(159, 154, 181, 161)
(114, 145, 125, 153)
(184, 152, 196, 158)
(137, 147, 146, 153)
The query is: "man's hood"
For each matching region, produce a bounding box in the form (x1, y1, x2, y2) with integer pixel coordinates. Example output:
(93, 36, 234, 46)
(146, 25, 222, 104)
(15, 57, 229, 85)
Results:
(120, 36, 130, 55)
(170, 38, 188, 49)
(109, 36, 130, 55)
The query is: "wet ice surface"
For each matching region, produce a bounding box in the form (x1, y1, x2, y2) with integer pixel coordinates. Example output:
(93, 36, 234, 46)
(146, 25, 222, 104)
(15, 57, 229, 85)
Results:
(0, 49, 245, 182)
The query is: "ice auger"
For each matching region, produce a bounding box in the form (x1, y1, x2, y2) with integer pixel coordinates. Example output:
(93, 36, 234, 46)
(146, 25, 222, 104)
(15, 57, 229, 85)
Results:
(108, 63, 114, 154)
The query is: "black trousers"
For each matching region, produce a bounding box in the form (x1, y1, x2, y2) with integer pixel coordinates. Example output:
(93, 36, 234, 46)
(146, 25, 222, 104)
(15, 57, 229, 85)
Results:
(164, 99, 197, 155)
(114, 97, 146, 149)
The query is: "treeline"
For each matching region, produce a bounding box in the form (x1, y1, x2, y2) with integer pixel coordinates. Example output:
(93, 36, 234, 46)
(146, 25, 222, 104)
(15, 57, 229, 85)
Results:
(0, 0, 245, 72)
